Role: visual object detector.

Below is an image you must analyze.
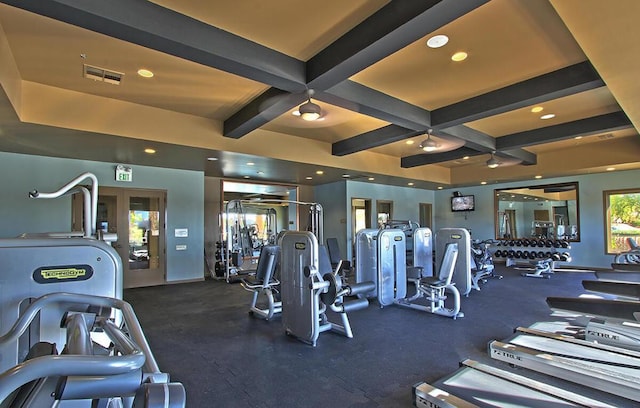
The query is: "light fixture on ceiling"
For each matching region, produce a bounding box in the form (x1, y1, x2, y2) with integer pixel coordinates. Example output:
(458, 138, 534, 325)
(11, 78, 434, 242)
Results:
(298, 90, 321, 121)
(137, 68, 154, 78)
(419, 129, 438, 152)
(451, 51, 468, 62)
(486, 152, 500, 168)
(426, 34, 449, 48)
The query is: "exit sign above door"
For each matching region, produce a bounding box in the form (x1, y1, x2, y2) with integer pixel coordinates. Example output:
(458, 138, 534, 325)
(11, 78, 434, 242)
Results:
(116, 165, 132, 182)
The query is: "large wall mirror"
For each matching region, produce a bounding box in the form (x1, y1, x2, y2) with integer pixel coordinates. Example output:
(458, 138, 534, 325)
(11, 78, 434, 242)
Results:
(495, 182, 580, 242)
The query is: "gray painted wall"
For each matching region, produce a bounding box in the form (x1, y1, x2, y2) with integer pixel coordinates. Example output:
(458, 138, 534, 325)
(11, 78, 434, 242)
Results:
(0, 152, 204, 283)
(344, 181, 436, 259)
(435, 169, 640, 269)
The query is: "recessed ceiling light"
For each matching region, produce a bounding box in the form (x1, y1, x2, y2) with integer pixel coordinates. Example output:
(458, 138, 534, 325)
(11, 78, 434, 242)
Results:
(540, 113, 555, 120)
(606, 167, 616, 171)
(243, 175, 250, 179)
(315, 170, 324, 175)
(342, 174, 350, 178)
(207, 157, 218, 161)
(535, 175, 542, 179)
(137, 69, 154, 78)
(408, 182, 414, 186)
(405, 140, 415, 145)
(480, 181, 487, 185)
(144, 148, 156, 154)
(426, 34, 449, 48)
(305, 176, 313, 180)
(437, 186, 443, 190)
(368, 177, 375, 181)
(246, 162, 255, 166)
(257, 171, 264, 175)
(531, 106, 544, 113)
(463, 156, 470, 160)
(451, 51, 468, 62)
(574, 136, 583, 140)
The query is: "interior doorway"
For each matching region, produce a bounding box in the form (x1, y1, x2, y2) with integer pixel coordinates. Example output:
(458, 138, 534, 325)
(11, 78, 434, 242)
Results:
(376, 200, 393, 228)
(75, 187, 166, 288)
(419, 203, 432, 230)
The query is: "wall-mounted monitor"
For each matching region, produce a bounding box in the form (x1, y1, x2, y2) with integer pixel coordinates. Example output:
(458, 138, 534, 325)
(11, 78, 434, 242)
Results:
(451, 195, 475, 212)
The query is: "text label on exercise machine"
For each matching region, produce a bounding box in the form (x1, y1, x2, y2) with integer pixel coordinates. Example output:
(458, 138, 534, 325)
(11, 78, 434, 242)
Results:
(33, 264, 94, 284)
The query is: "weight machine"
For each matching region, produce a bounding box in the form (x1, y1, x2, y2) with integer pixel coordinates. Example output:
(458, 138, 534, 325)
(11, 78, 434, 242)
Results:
(0, 173, 185, 406)
(279, 230, 374, 346)
(222, 199, 323, 283)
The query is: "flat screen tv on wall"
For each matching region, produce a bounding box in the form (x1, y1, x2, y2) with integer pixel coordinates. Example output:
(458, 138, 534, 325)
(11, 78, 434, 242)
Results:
(451, 195, 475, 212)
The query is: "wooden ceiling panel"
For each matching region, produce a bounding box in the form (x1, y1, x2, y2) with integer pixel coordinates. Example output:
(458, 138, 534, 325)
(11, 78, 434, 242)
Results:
(466, 87, 621, 137)
(0, 3, 268, 119)
(350, 0, 586, 110)
(149, 0, 389, 61)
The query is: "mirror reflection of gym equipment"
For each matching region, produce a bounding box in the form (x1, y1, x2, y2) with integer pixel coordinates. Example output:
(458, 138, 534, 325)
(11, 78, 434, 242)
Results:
(495, 182, 580, 242)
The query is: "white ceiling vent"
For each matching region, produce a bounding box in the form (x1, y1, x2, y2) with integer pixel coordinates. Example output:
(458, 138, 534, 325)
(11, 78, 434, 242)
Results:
(597, 133, 614, 140)
(83, 64, 124, 85)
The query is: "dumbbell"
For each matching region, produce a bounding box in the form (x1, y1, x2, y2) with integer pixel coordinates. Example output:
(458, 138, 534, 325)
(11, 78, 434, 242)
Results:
(521, 238, 530, 247)
(537, 251, 545, 258)
(515, 250, 523, 259)
(494, 250, 502, 258)
(508, 250, 516, 258)
(560, 240, 570, 248)
(551, 253, 561, 261)
(559, 252, 571, 262)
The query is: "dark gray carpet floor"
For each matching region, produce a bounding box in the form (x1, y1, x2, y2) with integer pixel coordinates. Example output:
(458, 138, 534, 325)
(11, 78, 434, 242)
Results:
(124, 265, 608, 407)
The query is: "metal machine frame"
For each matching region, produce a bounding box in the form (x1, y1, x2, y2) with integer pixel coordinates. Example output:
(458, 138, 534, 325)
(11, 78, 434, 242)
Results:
(279, 231, 372, 346)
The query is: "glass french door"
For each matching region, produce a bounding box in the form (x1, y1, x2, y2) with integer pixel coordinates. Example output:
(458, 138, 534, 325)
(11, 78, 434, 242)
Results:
(90, 187, 166, 288)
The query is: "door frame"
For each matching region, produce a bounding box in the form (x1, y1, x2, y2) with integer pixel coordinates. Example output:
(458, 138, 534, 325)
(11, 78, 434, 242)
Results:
(75, 186, 167, 288)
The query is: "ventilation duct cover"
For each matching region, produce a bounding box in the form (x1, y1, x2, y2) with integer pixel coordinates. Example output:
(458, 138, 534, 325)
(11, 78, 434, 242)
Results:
(83, 64, 124, 85)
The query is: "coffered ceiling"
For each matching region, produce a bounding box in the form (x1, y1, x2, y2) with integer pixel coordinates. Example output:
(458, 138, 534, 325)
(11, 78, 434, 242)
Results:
(0, 0, 638, 189)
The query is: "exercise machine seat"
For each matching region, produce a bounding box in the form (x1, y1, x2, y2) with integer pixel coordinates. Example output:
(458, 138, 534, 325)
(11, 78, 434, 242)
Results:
(241, 245, 280, 288)
(421, 243, 458, 288)
(241, 245, 282, 321)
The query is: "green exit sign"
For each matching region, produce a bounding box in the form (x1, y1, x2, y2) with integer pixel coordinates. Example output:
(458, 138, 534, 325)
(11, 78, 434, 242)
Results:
(116, 165, 132, 182)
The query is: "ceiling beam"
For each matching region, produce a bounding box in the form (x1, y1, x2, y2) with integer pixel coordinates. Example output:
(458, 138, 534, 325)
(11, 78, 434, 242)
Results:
(496, 111, 632, 150)
(222, 0, 489, 138)
(332, 125, 419, 157)
(431, 61, 605, 128)
(224, 89, 307, 139)
(307, 0, 489, 90)
(438, 125, 495, 152)
(2, 0, 307, 91)
(499, 148, 537, 166)
(321, 81, 431, 130)
(401, 147, 483, 168)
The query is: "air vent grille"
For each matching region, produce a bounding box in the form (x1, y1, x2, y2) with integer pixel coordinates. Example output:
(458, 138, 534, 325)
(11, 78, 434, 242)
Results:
(83, 64, 124, 85)
(597, 133, 614, 140)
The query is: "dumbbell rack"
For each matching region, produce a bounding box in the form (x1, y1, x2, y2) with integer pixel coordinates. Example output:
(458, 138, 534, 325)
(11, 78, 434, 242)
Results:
(492, 238, 571, 274)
